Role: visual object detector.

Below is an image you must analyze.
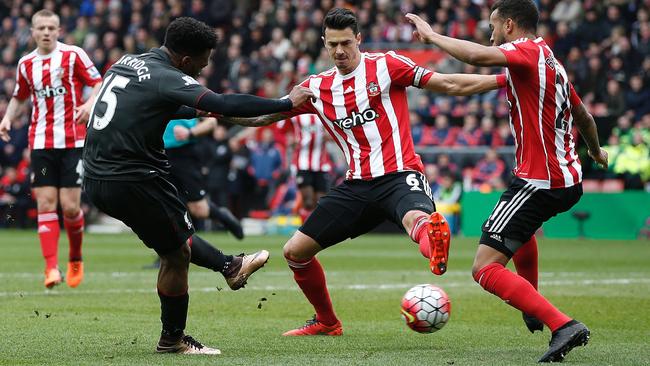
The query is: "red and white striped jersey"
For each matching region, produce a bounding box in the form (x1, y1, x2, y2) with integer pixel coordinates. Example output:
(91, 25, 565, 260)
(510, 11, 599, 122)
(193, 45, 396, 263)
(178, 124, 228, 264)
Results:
(13, 42, 102, 150)
(280, 114, 332, 172)
(284, 51, 433, 180)
(498, 37, 583, 189)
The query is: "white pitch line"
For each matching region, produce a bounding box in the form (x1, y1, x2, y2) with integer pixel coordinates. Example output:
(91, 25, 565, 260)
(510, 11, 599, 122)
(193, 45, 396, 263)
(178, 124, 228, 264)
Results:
(1, 278, 649, 298)
(1, 270, 647, 279)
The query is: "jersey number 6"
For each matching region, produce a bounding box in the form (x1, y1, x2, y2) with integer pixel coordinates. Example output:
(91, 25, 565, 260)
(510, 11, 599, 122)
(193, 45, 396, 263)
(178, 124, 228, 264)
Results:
(89, 73, 130, 130)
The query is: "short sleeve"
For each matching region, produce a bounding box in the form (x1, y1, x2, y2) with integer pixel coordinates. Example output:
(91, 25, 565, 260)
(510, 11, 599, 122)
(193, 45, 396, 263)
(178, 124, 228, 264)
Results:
(158, 71, 211, 108)
(73, 48, 102, 86)
(497, 41, 533, 71)
(568, 82, 582, 106)
(12, 62, 30, 100)
(384, 51, 434, 88)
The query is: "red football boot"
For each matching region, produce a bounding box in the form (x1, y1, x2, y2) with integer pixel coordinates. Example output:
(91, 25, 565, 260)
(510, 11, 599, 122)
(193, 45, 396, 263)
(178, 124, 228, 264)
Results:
(427, 212, 451, 275)
(283, 316, 343, 336)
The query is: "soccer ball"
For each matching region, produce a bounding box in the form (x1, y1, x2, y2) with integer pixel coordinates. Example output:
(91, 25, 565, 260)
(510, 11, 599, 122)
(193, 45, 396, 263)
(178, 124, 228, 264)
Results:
(400, 284, 451, 333)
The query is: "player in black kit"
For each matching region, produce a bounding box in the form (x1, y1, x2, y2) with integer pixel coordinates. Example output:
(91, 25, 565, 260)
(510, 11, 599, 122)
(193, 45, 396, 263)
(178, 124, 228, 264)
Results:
(83, 17, 313, 355)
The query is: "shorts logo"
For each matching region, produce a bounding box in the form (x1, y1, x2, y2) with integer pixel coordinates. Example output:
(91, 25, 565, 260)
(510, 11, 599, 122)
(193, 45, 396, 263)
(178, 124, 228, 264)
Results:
(489, 233, 503, 242)
(332, 108, 379, 129)
(366, 81, 380, 97)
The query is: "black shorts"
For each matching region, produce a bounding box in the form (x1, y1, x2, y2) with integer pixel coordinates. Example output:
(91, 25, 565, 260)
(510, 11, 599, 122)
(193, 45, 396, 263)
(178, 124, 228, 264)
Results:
(301, 171, 435, 248)
(30, 148, 83, 188)
(83, 176, 194, 255)
(480, 177, 583, 257)
(296, 170, 330, 193)
(167, 146, 206, 203)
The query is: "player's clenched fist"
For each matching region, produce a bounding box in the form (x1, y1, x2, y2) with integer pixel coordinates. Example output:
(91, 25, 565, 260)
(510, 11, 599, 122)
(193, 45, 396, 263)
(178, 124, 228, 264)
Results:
(287, 86, 315, 108)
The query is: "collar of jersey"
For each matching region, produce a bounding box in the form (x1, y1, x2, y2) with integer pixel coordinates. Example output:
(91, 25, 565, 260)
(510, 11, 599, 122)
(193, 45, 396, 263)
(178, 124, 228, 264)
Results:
(336, 52, 365, 80)
(35, 41, 61, 59)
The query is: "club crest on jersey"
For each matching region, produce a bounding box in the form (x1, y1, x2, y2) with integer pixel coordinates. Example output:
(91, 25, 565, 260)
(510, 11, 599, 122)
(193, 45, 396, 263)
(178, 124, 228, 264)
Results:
(366, 81, 380, 97)
(332, 108, 379, 129)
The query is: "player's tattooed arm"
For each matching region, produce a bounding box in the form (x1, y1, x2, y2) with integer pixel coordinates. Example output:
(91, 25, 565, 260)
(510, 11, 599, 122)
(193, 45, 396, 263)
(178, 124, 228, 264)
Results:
(424, 73, 505, 96)
(217, 113, 286, 127)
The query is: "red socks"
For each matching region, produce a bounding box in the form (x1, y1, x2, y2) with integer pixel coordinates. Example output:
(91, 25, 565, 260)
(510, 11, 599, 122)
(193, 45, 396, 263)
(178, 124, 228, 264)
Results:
(38, 211, 60, 270)
(409, 215, 431, 258)
(512, 236, 538, 289)
(64, 211, 84, 261)
(473, 263, 571, 332)
(285, 255, 338, 326)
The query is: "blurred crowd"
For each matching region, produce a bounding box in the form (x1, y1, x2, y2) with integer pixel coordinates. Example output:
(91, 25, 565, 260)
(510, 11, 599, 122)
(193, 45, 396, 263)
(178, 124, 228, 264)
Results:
(1, 0, 649, 229)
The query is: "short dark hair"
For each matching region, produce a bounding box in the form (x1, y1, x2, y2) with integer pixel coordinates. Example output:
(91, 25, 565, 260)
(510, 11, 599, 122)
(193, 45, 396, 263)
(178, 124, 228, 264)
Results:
(163, 17, 217, 56)
(322, 8, 359, 36)
(491, 0, 539, 32)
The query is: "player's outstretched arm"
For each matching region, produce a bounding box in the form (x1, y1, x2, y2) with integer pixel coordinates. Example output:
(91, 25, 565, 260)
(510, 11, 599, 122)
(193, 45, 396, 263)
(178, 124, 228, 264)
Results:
(572, 102, 608, 169)
(0, 97, 28, 142)
(423, 73, 506, 96)
(406, 13, 507, 67)
(197, 86, 313, 118)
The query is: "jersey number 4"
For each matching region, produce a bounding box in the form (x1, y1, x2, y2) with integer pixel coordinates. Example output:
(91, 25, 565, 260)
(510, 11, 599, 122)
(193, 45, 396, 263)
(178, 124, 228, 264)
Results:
(89, 74, 130, 130)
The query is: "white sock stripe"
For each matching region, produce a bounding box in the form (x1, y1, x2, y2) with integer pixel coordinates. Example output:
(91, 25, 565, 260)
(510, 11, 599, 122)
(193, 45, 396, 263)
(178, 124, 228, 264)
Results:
(37, 213, 59, 222)
(477, 273, 485, 287)
(493, 186, 538, 233)
(286, 258, 313, 269)
(409, 216, 428, 242)
(489, 184, 535, 231)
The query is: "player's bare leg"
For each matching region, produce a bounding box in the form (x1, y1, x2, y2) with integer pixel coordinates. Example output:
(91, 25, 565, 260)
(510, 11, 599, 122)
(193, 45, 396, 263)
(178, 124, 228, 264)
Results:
(472, 244, 589, 362)
(156, 241, 220, 355)
(404, 210, 451, 275)
(34, 186, 62, 288)
(60, 187, 84, 287)
(282, 231, 342, 336)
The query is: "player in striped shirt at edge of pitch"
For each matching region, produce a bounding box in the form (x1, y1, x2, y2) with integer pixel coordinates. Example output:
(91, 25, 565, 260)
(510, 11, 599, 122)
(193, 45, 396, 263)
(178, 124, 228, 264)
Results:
(0, 9, 103, 289)
(279, 114, 334, 223)
(407, 0, 608, 362)
(218, 8, 507, 337)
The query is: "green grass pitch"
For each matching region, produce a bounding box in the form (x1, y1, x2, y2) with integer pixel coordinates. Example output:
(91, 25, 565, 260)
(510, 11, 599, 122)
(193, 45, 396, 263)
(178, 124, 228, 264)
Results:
(0, 230, 648, 365)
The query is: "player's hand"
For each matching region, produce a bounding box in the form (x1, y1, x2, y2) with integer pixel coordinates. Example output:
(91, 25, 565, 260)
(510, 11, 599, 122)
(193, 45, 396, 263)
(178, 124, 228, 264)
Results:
(0, 117, 11, 142)
(287, 86, 314, 108)
(75, 100, 93, 125)
(173, 125, 191, 141)
(405, 13, 437, 44)
(588, 148, 608, 169)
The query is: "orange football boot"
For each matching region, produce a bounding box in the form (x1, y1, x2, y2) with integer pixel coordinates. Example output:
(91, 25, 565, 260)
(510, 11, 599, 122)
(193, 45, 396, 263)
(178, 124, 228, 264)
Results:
(427, 212, 451, 275)
(283, 316, 343, 336)
(44, 267, 63, 289)
(66, 261, 84, 288)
